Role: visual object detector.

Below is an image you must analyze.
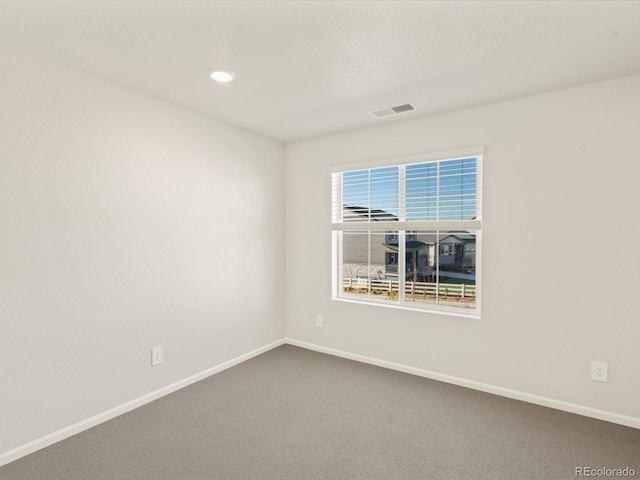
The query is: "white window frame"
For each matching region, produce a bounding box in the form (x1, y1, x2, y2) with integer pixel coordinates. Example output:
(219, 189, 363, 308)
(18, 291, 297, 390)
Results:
(331, 147, 483, 319)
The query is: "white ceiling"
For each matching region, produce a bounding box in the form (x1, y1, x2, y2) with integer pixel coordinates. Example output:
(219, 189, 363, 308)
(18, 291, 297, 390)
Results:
(1, 1, 639, 143)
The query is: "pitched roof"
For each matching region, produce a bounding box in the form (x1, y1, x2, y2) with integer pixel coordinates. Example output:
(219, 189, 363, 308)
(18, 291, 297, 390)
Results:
(343, 205, 398, 221)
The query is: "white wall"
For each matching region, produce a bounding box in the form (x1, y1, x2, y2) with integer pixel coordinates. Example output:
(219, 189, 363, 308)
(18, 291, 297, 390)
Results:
(0, 43, 285, 454)
(285, 74, 640, 420)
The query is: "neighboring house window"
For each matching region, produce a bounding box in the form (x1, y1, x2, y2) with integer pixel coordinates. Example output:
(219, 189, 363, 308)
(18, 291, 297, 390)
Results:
(331, 148, 482, 317)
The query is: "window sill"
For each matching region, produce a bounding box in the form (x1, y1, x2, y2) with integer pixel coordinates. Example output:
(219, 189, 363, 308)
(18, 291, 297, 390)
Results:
(332, 295, 481, 319)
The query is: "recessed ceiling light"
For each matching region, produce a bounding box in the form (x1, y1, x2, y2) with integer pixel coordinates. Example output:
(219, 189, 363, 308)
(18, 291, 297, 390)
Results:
(209, 70, 235, 83)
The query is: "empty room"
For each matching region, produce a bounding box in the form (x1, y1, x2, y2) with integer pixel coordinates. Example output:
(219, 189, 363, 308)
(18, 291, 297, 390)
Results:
(1, 1, 639, 479)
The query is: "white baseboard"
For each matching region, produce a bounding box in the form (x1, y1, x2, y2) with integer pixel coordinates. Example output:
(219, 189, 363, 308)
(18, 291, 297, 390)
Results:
(284, 337, 640, 430)
(0, 338, 286, 468)
(4, 336, 638, 469)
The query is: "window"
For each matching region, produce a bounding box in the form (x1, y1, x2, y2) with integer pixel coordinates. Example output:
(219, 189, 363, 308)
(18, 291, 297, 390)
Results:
(331, 148, 482, 317)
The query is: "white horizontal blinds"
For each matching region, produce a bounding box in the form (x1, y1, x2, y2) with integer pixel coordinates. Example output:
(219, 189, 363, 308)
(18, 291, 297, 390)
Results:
(332, 166, 400, 223)
(405, 157, 480, 222)
(332, 156, 482, 230)
(342, 169, 369, 222)
(370, 166, 399, 221)
(331, 172, 343, 223)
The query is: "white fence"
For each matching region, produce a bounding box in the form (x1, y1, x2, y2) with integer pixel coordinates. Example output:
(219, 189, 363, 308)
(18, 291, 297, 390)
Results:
(343, 277, 476, 299)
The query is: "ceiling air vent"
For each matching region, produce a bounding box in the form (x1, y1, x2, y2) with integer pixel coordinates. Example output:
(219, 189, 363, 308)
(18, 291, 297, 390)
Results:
(369, 102, 418, 119)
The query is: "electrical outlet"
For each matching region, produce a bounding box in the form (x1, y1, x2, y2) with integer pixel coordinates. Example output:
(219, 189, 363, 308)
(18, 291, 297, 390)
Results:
(152, 346, 163, 366)
(316, 314, 323, 328)
(591, 361, 607, 382)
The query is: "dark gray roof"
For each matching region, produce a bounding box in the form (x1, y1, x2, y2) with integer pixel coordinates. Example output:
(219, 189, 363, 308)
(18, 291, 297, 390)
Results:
(417, 233, 474, 245)
(383, 241, 425, 251)
(343, 205, 398, 221)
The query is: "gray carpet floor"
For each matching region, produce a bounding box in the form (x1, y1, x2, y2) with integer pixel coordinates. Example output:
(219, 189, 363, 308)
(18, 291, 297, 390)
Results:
(2, 344, 639, 480)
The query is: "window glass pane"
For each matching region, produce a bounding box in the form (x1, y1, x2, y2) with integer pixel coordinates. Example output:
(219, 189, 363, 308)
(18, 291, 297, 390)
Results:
(341, 232, 398, 302)
(438, 231, 476, 309)
(342, 170, 370, 222)
(370, 167, 399, 220)
(372, 232, 398, 301)
(406, 164, 437, 221)
(342, 167, 399, 222)
(404, 231, 438, 306)
(405, 158, 477, 221)
(439, 158, 477, 221)
(403, 231, 477, 309)
(342, 232, 369, 296)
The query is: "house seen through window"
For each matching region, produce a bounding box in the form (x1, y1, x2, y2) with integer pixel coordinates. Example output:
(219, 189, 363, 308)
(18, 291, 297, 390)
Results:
(331, 148, 483, 316)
